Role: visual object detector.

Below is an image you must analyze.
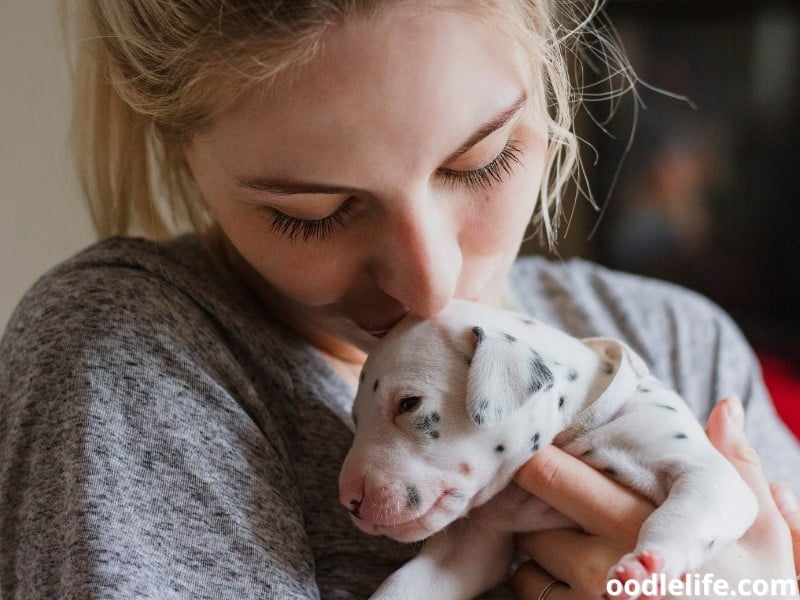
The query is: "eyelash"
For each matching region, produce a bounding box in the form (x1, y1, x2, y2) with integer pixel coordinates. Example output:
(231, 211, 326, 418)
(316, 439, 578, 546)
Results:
(269, 199, 356, 243)
(438, 140, 523, 190)
(268, 140, 523, 242)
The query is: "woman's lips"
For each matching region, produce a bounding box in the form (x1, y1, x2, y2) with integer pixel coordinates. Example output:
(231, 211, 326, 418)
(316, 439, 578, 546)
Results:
(367, 329, 391, 339)
(361, 313, 408, 338)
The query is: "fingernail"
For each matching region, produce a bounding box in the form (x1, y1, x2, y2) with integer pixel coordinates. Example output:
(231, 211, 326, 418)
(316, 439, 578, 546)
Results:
(725, 395, 745, 432)
(772, 481, 799, 514)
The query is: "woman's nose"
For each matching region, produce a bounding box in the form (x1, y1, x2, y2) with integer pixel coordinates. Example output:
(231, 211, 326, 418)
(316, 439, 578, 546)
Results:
(371, 198, 462, 319)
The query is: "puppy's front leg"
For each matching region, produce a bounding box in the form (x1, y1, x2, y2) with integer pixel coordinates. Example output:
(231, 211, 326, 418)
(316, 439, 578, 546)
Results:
(370, 519, 514, 600)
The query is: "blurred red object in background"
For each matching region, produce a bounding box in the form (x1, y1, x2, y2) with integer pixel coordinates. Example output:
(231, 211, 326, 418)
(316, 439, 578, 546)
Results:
(760, 355, 800, 441)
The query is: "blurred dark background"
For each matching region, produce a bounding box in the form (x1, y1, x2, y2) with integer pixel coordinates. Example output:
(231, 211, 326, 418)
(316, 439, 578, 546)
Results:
(525, 0, 799, 364)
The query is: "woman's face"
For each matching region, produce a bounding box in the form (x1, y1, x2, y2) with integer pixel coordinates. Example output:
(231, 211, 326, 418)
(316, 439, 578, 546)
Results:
(184, 4, 548, 358)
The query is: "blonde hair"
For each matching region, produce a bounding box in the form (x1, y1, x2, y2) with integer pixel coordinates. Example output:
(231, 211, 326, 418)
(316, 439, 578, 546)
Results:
(66, 0, 633, 246)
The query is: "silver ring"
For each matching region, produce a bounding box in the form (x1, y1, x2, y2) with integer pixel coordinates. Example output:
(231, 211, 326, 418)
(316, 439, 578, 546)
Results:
(537, 579, 563, 600)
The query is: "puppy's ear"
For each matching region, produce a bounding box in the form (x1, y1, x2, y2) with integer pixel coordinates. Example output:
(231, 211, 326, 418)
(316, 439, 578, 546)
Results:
(465, 326, 554, 427)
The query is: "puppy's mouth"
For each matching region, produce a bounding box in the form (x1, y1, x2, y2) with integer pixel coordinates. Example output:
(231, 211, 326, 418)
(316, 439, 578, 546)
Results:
(359, 489, 465, 541)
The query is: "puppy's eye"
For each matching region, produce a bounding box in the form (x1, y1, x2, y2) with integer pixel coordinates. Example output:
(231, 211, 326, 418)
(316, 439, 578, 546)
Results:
(398, 396, 421, 414)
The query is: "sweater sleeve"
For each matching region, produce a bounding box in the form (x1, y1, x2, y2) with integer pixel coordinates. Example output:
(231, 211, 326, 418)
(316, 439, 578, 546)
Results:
(0, 262, 320, 599)
(706, 303, 800, 494)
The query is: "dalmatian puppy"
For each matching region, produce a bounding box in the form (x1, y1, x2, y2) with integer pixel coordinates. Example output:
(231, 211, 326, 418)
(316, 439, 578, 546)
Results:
(339, 300, 758, 600)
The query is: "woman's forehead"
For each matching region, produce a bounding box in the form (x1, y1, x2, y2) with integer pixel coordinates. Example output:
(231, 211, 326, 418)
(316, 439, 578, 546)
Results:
(201, 5, 532, 184)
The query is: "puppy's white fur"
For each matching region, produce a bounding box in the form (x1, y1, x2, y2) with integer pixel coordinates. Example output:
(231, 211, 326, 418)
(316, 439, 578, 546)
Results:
(339, 300, 757, 600)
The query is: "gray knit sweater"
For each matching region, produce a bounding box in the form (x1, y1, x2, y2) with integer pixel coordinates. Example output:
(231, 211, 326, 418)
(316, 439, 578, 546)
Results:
(1, 236, 797, 599)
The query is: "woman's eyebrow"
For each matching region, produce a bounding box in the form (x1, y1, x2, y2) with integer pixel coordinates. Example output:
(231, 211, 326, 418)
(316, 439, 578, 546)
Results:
(235, 178, 356, 196)
(441, 91, 529, 164)
(236, 92, 529, 196)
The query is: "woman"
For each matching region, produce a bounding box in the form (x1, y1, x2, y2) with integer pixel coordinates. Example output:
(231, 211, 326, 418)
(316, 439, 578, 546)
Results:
(1, 1, 797, 598)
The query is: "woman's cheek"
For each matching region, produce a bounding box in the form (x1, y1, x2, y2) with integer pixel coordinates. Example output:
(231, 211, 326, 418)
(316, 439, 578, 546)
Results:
(467, 170, 539, 256)
(254, 241, 357, 306)
(211, 203, 353, 305)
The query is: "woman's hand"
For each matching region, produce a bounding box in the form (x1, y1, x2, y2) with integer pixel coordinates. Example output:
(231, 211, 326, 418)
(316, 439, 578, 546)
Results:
(773, 480, 800, 574)
(698, 396, 798, 589)
(511, 396, 800, 599)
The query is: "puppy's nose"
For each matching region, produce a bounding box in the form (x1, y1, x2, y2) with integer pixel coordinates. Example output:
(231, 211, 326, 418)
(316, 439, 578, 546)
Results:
(339, 468, 366, 517)
(347, 499, 363, 519)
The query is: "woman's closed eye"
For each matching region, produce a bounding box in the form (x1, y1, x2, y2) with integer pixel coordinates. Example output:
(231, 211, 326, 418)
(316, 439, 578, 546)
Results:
(268, 197, 356, 243)
(438, 139, 523, 190)
(263, 138, 524, 243)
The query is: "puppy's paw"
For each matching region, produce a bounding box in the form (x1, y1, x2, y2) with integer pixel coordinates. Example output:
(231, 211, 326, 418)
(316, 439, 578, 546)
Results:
(606, 549, 665, 599)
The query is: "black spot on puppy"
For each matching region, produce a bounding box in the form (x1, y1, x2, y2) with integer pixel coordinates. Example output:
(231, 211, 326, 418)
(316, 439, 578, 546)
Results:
(406, 485, 421, 510)
(704, 539, 716, 552)
(414, 412, 442, 440)
(529, 353, 555, 395)
(531, 432, 541, 452)
(503, 333, 517, 343)
(656, 403, 677, 412)
(413, 416, 428, 431)
(495, 444, 505, 453)
(567, 369, 579, 382)
(673, 433, 688, 440)
(637, 384, 651, 393)
(603, 362, 614, 375)
(472, 326, 485, 344)
(558, 396, 566, 410)
(472, 398, 490, 425)
(520, 317, 534, 326)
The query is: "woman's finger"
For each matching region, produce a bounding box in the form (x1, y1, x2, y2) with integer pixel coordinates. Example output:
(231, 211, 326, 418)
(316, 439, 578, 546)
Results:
(516, 528, 621, 592)
(706, 395, 795, 576)
(770, 481, 800, 573)
(705, 396, 774, 506)
(515, 445, 653, 538)
(512, 560, 572, 600)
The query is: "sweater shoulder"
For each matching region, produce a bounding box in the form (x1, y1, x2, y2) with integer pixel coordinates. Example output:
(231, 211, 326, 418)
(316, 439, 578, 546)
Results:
(0, 236, 301, 406)
(3, 237, 220, 353)
(508, 256, 760, 410)
(509, 255, 738, 341)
